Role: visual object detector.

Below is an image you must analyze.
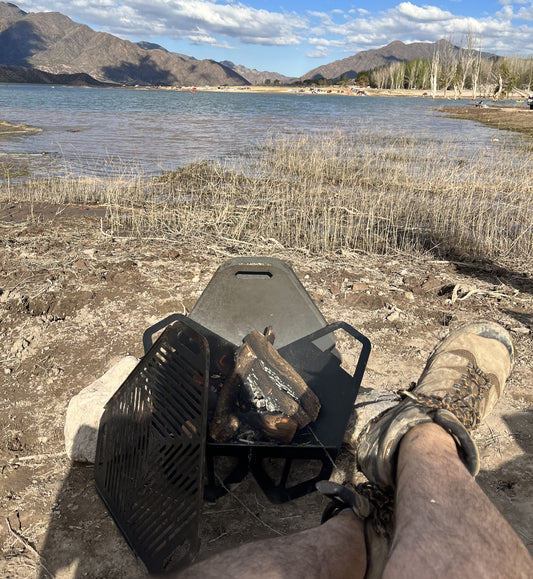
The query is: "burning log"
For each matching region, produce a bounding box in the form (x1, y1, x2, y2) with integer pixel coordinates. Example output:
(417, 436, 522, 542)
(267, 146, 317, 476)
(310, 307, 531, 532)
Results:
(210, 327, 321, 443)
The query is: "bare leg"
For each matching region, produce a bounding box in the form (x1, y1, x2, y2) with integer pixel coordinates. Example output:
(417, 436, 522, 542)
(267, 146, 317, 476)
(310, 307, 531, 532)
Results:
(384, 422, 533, 579)
(176, 511, 366, 579)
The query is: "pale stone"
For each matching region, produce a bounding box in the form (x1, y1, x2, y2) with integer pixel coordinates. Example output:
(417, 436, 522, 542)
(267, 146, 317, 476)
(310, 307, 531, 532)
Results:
(64, 355, 139, 463)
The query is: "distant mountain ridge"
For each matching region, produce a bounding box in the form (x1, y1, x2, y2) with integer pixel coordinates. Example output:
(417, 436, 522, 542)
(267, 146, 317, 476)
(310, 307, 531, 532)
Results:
(0, 64, 110, 85)
(302, 39, 495, 81)
(0, 2, 249, 86)
(220, 61, 297, 85)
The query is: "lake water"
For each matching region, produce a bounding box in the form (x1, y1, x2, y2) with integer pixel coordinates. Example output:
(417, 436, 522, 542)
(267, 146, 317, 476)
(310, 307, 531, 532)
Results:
(0, 84, 523, 177)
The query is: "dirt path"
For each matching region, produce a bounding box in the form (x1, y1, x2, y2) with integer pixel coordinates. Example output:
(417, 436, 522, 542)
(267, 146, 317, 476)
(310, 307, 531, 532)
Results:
(1, 202, 532, 577)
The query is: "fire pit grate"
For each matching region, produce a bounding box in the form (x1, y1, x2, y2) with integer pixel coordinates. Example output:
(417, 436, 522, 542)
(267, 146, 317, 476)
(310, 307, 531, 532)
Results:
(94, 320, 210, 574)
(95, 258, 371, 573)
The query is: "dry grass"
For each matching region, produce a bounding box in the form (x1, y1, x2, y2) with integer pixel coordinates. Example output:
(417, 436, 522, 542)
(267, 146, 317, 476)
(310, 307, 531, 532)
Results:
(3, 131, 533, 268)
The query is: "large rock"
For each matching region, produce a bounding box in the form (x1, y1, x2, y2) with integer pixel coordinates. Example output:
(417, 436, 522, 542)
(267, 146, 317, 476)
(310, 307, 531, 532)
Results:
(64, 356, 139, 463)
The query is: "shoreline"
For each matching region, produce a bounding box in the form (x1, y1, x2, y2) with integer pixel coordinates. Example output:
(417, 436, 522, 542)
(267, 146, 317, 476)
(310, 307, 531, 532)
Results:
(438, 104, 533, 139)
(0, 119, 41, 135)
(134, 85, 530, 102)
(3, 81, 530, 103)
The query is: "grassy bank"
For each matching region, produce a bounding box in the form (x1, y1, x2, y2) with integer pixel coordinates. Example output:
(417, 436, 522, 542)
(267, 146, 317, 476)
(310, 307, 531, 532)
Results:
(0, 120, 41, 135)
(3, 131, 532, 270)
(440, 105, 533, 139)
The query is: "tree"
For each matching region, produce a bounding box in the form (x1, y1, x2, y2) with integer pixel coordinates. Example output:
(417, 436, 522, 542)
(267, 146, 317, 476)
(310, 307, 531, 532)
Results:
(471, 35, 483, 99)
(338, 73, 349, 86)
(370, 66, 388, 89)
(494, 61, 518, 99)
(430, 48, 439, 97)
(405, 60, 418, 89)
(438, 37, 458, 98)
(356, 71, 370, 87)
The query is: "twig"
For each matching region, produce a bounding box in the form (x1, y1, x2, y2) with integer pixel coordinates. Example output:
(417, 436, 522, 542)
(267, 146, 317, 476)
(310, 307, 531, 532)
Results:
(214, 474, 285, 536)
(0, 222, 26, 228)
(208, 531, 229, 543)
(308, 426, 338, 470)
(450, 284, 518, 304)
(5, 517, 54, 579)
(486, 424, 503, 459)
(10, 451, 66, 463)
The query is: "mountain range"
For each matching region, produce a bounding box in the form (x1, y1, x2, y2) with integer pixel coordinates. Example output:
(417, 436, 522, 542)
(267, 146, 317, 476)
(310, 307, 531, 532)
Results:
(0, 2, 496, 87)
(0, 2, 248, 86)
(303, 39, 452, 81)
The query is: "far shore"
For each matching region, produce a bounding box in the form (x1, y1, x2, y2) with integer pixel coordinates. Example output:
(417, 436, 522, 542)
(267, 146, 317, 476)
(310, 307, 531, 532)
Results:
(134, 84, 532, 102)
(2, 80, 531, 104)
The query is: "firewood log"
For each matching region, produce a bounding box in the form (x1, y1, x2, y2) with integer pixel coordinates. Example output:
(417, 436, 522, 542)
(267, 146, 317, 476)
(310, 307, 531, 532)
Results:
(210, 327, 321, 443)
(210, 328, 321, 443)
(209, 368, 244, 443)
(245, 412, 298, 444)
(240, 328, 321, 425)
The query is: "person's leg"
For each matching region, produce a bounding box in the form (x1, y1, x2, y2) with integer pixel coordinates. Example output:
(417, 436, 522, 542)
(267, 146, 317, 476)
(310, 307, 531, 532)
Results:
(176, 511, 366, 579)
(352, 322, 533, 577)
(383, 422, 532, 578)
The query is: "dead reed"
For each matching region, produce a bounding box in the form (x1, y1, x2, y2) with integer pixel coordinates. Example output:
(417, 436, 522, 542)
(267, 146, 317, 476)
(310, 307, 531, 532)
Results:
(3, 131, 532, 267)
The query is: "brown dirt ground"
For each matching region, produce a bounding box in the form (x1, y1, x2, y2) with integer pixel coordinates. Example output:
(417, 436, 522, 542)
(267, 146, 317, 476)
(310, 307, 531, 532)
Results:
(0, 201, 532, 578)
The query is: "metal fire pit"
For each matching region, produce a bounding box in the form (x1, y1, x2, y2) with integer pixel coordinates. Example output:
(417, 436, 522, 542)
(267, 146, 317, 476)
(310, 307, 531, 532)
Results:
(94, 258, 371, 574)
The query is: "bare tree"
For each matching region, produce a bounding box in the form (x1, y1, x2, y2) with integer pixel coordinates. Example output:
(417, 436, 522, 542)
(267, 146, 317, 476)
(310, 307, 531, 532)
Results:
(455, 31, 478, 98)
(438, 37, 458, 98)
(371, 67, 388, 89)
(430, 47, 439, 97)
(471, 35, 483, 100)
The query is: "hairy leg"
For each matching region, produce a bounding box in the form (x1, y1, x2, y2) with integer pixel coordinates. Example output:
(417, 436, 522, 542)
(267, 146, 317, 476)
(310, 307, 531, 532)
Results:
(384, 422, 533, 579)
(177, 510, 366, 579)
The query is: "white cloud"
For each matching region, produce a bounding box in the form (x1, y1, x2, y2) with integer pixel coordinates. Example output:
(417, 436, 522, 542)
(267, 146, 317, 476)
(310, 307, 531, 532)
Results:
(396, 2, 453, 21)
(15, 0, 307, 46)
(310, 2, 533, 57)
(516, 4, 533, 20)
(306, 47, 330, 58)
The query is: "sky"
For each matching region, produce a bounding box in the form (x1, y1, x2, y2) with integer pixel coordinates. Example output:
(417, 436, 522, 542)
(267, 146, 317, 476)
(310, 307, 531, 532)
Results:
(11, 1, 533, 77)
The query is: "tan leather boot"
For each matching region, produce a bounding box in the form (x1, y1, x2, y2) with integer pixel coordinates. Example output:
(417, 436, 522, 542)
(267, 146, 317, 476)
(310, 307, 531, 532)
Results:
(355, 322, 514, 488)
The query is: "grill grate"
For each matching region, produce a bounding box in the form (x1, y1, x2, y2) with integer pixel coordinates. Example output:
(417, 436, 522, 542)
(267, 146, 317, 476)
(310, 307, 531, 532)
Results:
(94, 321, 209, 574)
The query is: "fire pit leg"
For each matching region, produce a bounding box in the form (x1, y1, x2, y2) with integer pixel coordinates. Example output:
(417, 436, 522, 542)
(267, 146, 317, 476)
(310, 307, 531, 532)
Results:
(250, 449, 337, 503)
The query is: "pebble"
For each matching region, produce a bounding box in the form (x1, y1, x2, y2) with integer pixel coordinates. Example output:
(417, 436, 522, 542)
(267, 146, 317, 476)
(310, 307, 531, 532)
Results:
(511, 327, 530, 335)
(387, 310, 401, 322)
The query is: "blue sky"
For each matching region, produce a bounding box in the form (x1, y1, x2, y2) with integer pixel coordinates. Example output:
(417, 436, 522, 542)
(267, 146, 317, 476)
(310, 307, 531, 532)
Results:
(13, 1, 533, 76)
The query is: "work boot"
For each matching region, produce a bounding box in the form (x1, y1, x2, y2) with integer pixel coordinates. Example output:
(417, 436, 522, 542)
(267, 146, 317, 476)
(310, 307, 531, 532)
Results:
(353, 321, 514, 488)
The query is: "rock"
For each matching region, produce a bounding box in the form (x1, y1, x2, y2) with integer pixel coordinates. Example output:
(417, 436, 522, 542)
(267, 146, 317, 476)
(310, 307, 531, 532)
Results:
(64, 355, 139, 463)
(386, 310, 401, 322)
(511, 327, 530, 335)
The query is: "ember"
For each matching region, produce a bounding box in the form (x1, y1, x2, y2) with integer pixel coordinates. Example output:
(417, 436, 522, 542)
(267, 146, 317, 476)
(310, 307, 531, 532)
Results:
(210, 327, 321, 444)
